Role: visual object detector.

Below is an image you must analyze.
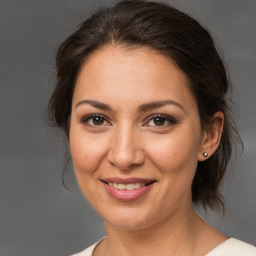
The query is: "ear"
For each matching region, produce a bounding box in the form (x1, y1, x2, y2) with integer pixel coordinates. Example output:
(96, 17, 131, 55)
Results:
(198, 111, 224, 161)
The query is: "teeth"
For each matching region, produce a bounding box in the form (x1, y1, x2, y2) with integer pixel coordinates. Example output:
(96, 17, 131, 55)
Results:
(118, 184, 126, 190)
(109, 182, 146, 190)
(134, 183, 140, 189)
(126, 183, 135, 190)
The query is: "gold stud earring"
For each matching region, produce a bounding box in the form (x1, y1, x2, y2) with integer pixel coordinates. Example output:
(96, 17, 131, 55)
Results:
(203, 152, 208, 158)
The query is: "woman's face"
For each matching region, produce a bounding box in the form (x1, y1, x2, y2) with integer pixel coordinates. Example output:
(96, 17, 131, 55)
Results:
(69, 46, 207, 230)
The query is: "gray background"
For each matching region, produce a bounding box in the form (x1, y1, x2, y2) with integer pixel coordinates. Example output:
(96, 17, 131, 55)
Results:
(0, 0, 255, 255)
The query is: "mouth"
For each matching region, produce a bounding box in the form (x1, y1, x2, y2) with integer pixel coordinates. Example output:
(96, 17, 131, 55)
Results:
(101, 181, 155, 190)
(101, 177, 156, 190)
(101, 177, 156, 201)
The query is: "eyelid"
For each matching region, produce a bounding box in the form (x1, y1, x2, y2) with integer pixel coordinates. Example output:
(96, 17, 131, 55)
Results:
(143, 114, 177, 127)
(81, 113, 111, 126)
(80, 113, 176, 127)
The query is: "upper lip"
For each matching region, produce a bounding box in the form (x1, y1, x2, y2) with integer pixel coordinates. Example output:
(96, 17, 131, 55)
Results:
(101, 177, 156, 185)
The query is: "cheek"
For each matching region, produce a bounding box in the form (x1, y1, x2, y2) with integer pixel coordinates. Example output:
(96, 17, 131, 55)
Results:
(145, 129, 200, 176)
(69, 127, 109, 175)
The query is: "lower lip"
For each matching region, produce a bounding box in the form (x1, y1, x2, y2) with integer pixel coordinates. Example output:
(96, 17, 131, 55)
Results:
(103, 182, 155, 202)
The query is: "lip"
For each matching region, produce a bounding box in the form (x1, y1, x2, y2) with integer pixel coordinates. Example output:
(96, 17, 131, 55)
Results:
(101, 177, 156, 202)
(102, 177, 156, 184)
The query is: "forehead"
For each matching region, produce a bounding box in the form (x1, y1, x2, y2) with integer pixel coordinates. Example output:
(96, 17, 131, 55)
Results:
(73, 45, 197, 111)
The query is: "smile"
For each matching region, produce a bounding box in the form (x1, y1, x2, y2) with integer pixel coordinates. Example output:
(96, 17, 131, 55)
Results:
(101, 178, 156, 201)
(108, 182, 146, 190)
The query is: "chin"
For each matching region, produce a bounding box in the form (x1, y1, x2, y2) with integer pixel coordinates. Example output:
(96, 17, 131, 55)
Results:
(101, 207, 161, 231)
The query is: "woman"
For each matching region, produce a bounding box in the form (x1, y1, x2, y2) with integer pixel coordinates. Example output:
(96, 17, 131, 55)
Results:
(49, 1, 256, 255)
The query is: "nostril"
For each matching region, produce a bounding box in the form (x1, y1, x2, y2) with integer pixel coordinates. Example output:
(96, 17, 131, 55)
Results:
(108, 148, 146, 171)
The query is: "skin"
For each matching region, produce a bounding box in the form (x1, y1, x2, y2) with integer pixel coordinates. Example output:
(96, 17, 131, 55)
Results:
(69, 45, 226, 256)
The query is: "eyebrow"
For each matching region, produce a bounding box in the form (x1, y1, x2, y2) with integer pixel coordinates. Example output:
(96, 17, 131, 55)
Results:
(75, 99, 184, 112)
(138, 100, 184, 112)
(75, 100, 112, 111)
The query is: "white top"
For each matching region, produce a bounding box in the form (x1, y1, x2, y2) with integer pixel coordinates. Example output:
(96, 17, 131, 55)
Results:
(71, 238, 256, 256)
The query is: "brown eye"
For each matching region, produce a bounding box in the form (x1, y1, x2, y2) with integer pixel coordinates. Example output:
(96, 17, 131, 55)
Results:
(82, 114, 109, 126)
(92, 116, 104, 125)
(145, 114, 177, 128)
(153, 117, 166, 126)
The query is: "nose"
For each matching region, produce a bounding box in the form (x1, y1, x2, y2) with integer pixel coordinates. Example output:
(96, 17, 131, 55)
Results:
(108, 125, 145, 170)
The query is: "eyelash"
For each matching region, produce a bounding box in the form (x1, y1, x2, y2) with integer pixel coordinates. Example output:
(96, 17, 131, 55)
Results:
(144, 114, 177, 128)
(81, 113, 177, 128)
(81, 114, 110, 127)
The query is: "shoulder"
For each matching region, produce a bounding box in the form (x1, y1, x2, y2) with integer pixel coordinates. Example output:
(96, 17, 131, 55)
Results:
(206, 238, 256, 256)
(70, 238, 105, 256)
(70, 243, 96, 256)
(70, 237, 256, 256)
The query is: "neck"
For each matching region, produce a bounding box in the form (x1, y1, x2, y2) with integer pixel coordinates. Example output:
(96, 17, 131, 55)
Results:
(103, 206, 203, 256)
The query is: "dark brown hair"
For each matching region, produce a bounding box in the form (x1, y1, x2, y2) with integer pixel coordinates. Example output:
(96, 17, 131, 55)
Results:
(49, 0, 241, 211)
